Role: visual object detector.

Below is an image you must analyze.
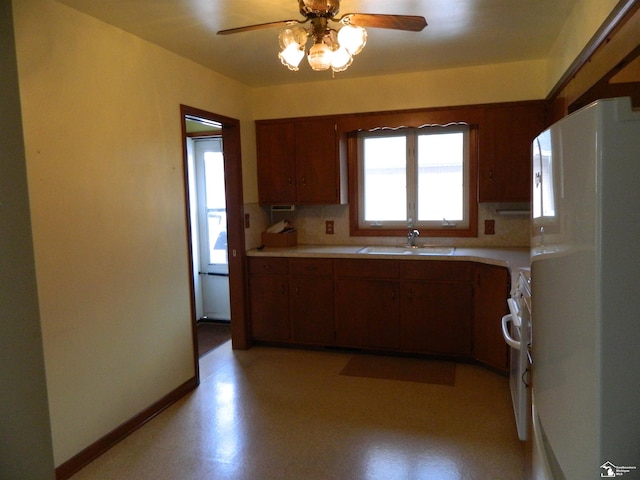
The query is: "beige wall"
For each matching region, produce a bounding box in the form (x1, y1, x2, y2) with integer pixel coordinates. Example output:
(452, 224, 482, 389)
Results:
(10, 0, 620, 469)
(1, 0, 55, 477)
(13, 0, 253, 466)
(251, 0, 620, 121)
(545, 0, 620, 93)
(251, 59, 547, 120)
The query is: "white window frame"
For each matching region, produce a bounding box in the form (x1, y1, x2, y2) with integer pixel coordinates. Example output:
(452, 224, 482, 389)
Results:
(356, 124, 471, 232)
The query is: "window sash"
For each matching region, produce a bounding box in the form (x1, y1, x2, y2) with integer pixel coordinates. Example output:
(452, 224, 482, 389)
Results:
(357, 125, 470, 230)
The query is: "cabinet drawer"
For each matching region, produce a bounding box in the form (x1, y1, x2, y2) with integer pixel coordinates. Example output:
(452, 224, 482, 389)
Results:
(248, 257, 288, 275)
(335, 259, 399, 279)
(402, 261, 472, 281)
(289, 258, 333, 276)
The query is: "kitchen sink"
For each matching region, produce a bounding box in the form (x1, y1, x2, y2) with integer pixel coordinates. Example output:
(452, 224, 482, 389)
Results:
(356, 245, 456, 255)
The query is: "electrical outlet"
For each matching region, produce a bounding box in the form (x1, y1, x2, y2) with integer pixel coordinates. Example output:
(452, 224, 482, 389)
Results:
(325, 220, 334, 235)
(484, 219, 495, 235)
(244, 213, 250, 229)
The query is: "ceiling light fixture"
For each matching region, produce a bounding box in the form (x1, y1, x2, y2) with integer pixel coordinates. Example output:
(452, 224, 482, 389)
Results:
(217, 1, 426, 76)
(278, 17, 367, 73)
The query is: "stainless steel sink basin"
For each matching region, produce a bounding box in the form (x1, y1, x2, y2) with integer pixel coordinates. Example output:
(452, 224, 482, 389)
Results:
(356, 245, 456, 256)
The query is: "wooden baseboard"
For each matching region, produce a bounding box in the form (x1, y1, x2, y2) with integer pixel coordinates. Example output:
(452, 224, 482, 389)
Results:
(55, 376, 198, 480)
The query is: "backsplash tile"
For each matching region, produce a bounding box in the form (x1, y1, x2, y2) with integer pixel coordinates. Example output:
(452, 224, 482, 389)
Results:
(244, 202, 529, 249)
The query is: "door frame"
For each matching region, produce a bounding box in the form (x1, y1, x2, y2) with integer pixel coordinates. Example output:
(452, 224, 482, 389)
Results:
(180, 105, 249, 379)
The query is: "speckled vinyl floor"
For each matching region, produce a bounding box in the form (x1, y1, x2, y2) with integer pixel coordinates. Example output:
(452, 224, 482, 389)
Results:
(69, 343, 525, 479)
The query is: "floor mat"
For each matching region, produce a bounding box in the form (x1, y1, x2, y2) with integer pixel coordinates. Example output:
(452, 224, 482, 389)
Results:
(340, 354, 456, 386)
(197, 322, 231, 358)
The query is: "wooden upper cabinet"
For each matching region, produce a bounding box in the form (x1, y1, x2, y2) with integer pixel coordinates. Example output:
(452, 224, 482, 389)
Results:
(256, 121, 296, 204)
(479, 101, 546, 202)
(256, 117, 346, 205)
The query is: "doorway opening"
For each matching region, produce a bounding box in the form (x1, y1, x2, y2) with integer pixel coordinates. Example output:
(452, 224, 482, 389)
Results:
(191, 135, 232, 357)
(192, 136, 230, 322)
(181, 105, 249, 378)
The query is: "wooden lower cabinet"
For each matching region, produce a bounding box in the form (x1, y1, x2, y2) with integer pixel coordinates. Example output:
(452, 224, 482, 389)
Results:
(400, 261, 474, 356)
(248, 257, 335, 345)
(401, 280, 473, 356)
(335, 278, 400, 349)
(247, 256, 510, 371)
(289, 258, 335, 345)
(473, 263, 511, 371)
(334, 259, 400, 349)
(248, 258, 290, 342)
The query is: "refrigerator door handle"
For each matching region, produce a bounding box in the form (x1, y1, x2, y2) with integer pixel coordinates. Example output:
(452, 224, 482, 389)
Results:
(501, 314, 521, 350)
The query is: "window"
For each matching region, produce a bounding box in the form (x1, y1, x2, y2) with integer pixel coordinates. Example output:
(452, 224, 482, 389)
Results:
(352, 124, 477, 237)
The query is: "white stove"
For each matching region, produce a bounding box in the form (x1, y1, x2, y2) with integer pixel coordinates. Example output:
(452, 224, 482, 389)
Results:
(501, 268, 531, 441)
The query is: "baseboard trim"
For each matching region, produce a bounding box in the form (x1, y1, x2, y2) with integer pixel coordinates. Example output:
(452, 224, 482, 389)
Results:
(55, 376, 198, 480)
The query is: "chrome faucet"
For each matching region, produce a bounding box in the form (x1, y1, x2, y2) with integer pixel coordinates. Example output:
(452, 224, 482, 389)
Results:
(407, 228, 420, 246)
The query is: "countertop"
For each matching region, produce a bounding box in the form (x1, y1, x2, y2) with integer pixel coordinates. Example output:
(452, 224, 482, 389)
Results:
(247, 244, 530, 288)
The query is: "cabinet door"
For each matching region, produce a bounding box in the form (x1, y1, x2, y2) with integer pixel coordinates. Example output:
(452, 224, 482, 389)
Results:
(249, 274, 290, 341)
(294, 118, 340, 204)
(401, 280, 473, 355)
(290, 275, 335, 345)
(256, 121, 296, 204)
(479, 101, 546, 202)
(473, 264, 510, 371)
(248, 258, 290, 342)
(335, 278, 400, 349)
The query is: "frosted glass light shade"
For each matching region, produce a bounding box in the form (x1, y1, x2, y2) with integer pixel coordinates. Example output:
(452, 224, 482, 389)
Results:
(338, 25, 367, 55)
(307, 42, 332, 71)
(331, 47, 352, 72)
(278, 26, 307, 49)
(278, 44, 305, 70)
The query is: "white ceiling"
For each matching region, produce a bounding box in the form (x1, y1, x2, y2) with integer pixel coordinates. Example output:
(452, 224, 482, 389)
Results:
(56, 0, 577, 88)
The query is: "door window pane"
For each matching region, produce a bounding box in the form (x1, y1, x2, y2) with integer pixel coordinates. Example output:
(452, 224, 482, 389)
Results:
(204, 151, 227, 265)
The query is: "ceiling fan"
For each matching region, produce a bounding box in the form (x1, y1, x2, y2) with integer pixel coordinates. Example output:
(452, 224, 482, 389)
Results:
(217, 0, 427, 73)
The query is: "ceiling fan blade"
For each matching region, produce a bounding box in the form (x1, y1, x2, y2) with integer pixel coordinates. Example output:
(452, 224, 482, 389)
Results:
(217, 19, 306, 35)
(339, 14, 427, 32)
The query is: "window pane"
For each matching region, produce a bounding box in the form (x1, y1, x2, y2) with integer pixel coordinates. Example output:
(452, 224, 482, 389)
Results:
(417, 132, 463, 221)
(363, 136, 406, 221)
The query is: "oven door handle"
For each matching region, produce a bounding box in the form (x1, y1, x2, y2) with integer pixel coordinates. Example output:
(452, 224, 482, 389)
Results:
(507, 298, 521, 325)
(501, 314, 521, 350)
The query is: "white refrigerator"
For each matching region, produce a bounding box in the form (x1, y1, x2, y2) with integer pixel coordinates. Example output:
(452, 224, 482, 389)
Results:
(530, 97, 640, 480)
